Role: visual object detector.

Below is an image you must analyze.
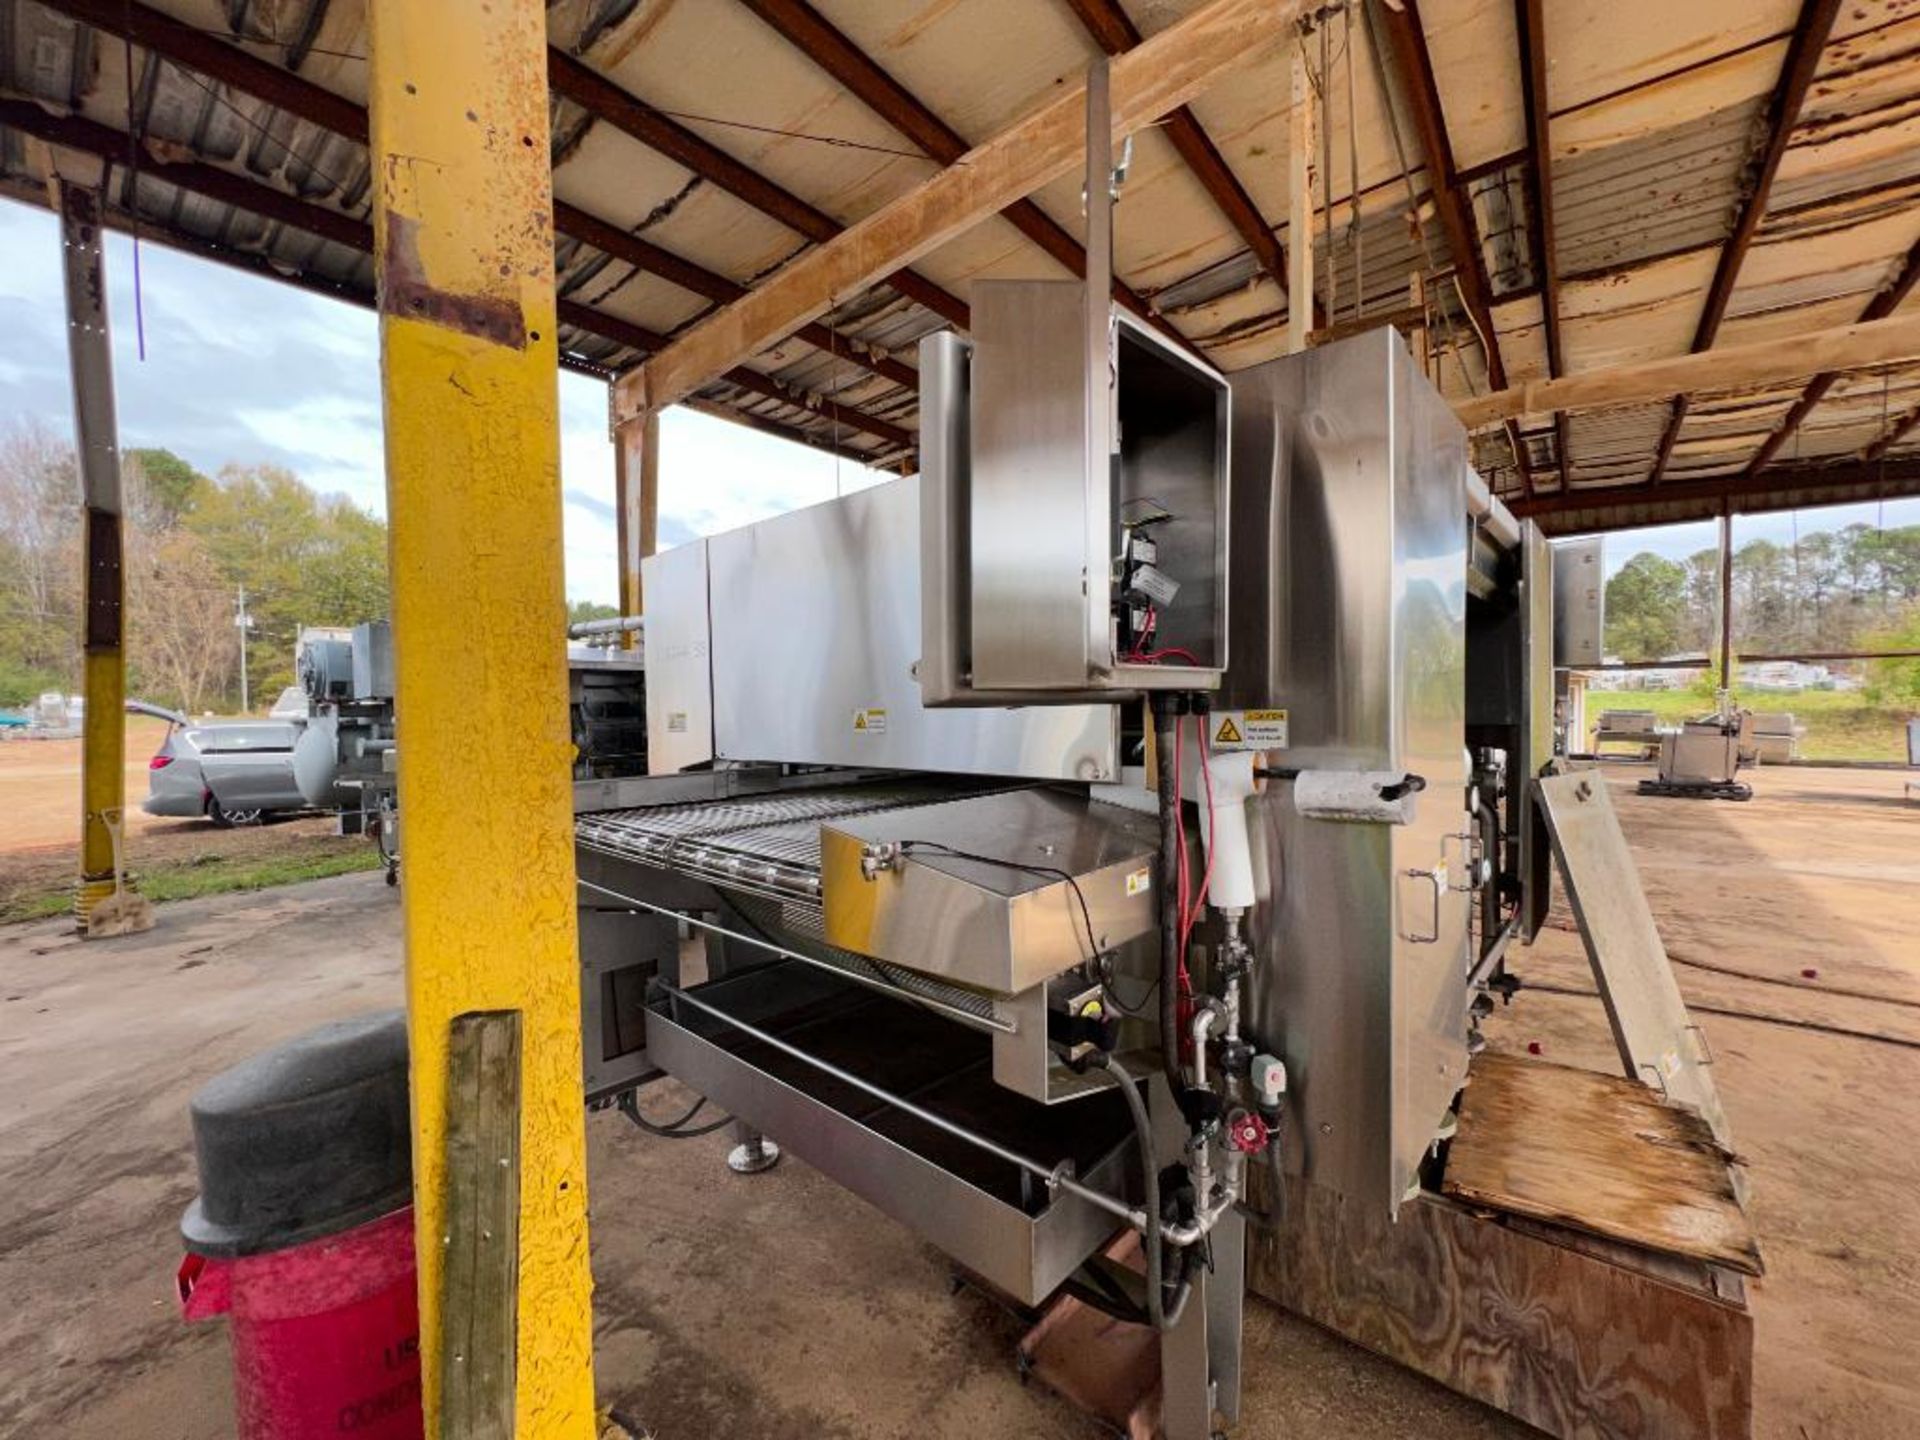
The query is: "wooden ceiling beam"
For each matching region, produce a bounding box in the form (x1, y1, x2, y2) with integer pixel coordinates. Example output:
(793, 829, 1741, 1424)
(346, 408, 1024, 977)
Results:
(1645, 0, 1843, 483)
(614, 0, 1305, 420)
(1372, 0, 1537, 496)
(1456, 310, 1920, 430)
(32, 0, 918, 396)
(736, 0, 1170, 336)
(1743, 235, 1920, 474)
(0, 99, 913, 453)
(1515, 0, 1569, 492)
(1057, 0, 1294, 306)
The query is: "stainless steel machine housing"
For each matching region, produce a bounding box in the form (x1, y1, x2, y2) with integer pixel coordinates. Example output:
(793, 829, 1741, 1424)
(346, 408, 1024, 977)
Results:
(1223, 328, 1473, 1211)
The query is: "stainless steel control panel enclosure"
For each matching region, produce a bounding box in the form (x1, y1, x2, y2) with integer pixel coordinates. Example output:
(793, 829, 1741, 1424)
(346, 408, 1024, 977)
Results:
(921, 281, 1230, 701)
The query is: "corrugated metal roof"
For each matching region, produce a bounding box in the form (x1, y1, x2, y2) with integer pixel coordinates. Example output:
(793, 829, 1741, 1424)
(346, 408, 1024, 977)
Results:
(1, 0, 1918, 521)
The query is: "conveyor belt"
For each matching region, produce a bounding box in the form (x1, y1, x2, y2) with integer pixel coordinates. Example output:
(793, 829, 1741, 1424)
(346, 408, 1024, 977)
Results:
(574, 779, 1007, 905)
(575, 779, 1016, 1025)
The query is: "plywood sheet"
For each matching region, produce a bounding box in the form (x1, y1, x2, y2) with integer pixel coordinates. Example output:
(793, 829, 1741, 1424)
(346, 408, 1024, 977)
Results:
(1248, 1179, 1755, 1440)
(1445, 1051, 1762, 1274)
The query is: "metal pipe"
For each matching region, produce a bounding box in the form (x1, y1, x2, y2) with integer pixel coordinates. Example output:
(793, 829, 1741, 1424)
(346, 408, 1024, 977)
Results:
(574, 878, 1016, 1036)
(656, 979, 1148, 1232)
(568, 614, 645, 638)
(1465, 467, 1522, 548)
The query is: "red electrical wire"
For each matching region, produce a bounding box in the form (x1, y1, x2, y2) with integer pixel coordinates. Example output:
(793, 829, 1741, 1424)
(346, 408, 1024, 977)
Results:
(1132, 646, 1203, 666)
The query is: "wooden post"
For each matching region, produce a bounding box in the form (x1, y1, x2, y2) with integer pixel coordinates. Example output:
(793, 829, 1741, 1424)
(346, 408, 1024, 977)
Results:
(440, 1012, 523, 1440)
(1287, 38, 1316, 355)
(613, 410, 659, 645)
(366, 0, 597, 1433)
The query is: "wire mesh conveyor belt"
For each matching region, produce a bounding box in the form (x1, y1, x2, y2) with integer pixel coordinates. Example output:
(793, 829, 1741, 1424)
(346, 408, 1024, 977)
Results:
(575, 779, 1017, 1030)
(573, 778, 1011, 906)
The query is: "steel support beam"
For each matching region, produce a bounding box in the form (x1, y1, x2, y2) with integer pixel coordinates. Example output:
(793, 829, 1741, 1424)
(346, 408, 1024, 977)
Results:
(366, 1, 595, 1429)
(1061, 0, 1295, 306)
(616, 0, 1303, 417)
(1372, 0, 1537, 495)
(1746, 235, 1920, 473)
(56, 180, 152, 937)
(1647, 0, 1842, 483)
(1863, 400, 1920, 464)
(0, 102, 911, 454)
(32, 0, 919, 398)
(1508, 455, 1920, 524)
(546, 49, 968, 331)
(1515, 0, 1569, 490)
(737, 0, 1170, 336)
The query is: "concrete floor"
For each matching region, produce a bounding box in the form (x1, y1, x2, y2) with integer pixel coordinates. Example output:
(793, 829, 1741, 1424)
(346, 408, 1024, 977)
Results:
(2, 764, 1915, 1438)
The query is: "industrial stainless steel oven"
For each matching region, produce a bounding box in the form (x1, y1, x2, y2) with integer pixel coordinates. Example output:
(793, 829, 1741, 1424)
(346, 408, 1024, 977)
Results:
(575, 316, 1552, 1440)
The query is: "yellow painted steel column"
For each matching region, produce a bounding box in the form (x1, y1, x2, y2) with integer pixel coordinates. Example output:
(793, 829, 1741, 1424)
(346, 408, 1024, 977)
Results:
(366, 1, 596, 1433)
(58, 180, 150, 937)
(613, 410, 658, 646)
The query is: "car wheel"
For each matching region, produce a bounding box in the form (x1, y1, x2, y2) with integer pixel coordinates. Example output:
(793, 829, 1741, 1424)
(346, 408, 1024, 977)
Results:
(207, 796, 263, 828)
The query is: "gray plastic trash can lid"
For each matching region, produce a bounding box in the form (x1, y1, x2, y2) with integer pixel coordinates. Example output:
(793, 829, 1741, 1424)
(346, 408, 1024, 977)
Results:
(181, 1010, 412, 1258)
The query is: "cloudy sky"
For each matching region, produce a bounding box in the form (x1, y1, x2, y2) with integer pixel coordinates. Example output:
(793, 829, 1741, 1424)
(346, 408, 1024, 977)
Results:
(2, 194, 1912, 593)
(0, 196, 881, 604)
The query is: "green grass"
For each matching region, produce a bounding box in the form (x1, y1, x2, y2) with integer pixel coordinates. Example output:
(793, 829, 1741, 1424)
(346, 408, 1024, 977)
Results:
(1586, 687, 1912, 762)
(0, 845, 385, 925)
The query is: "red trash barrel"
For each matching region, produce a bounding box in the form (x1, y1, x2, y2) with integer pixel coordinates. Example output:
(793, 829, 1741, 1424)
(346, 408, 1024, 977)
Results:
(177, 1011, 422, 1440)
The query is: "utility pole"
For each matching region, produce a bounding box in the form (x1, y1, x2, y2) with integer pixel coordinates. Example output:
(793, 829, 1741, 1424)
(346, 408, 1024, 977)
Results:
(235, 585, 253, 713)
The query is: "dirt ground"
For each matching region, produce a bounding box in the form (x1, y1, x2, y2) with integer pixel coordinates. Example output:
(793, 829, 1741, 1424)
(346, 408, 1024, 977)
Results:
(0, 716, 362, 919)
(1, 763, 1915, 1438)
(0, 715, 175, 851)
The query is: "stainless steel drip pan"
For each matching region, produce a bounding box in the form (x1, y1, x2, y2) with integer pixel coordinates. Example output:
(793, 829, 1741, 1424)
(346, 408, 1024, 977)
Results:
(645, 961, 1137, 1304)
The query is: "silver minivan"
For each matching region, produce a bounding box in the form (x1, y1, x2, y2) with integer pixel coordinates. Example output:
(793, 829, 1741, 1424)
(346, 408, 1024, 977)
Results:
(133, 700, 311, 826)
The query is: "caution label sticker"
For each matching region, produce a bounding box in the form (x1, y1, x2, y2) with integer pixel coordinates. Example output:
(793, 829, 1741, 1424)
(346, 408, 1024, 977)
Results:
(1125, 866, 1151, 897)
(1209, 708, 1288, 750)
(852, 707, 888, 734)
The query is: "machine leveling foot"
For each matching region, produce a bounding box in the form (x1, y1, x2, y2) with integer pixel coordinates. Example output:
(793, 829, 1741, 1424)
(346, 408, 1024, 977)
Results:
(727, 1125, 781, 1174)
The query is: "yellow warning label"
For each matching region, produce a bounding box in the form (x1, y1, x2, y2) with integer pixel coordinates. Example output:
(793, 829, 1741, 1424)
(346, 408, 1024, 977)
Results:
(852, 707, 888, 734)
(1208, 708, 1289, 750)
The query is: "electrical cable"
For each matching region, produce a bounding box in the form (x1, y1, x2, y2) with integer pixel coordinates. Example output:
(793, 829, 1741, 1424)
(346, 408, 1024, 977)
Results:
(893, 840, 1104, 968)
(615, 1088, 735, 1139)
(1089, 1053, 1194, 1332)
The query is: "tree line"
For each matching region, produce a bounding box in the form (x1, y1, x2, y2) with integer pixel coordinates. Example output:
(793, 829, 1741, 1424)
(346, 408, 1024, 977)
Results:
(0, 419, 389, 713)
(1603, 522, 1920, 705)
